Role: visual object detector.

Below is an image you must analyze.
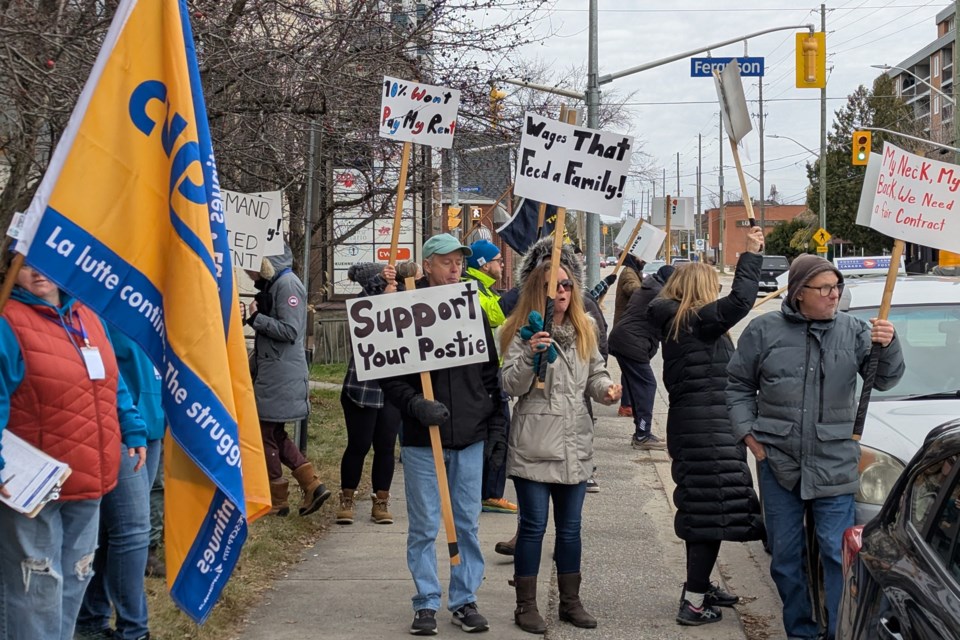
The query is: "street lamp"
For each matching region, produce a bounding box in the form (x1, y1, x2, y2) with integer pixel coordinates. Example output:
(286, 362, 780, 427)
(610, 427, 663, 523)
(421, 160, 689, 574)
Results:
(871, 64, 955, 105)
(767, 134, 820, 157)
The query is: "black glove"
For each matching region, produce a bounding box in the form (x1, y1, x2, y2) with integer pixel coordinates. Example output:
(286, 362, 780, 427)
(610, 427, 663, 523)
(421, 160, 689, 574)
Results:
(485, 438, 507, 470)
(408, 396, 450, 427)
(254, 289, 273, 317)
(604, 273, 617, 285)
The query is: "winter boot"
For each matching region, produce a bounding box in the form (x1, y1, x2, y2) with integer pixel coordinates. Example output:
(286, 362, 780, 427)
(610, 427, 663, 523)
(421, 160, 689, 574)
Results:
(269, 478, 290, 517)
(292, 462, 332, 516)
(371, 490, 393, 524)
(557, 572, 597, 629)
(335, 489, 355, 525)
(495, 531, 518, 556)
(513, 575, 546, 634)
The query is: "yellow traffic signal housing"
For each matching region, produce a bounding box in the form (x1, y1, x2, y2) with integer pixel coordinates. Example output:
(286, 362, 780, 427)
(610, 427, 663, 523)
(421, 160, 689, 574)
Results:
(795, 32, 826, 89)
(489, 86, 507, 128)
(447, 205, 462, 230)
(852, 131, 872, 166)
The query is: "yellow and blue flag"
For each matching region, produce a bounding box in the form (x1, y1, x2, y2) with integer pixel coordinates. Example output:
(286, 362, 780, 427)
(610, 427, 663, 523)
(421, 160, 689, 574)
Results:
(16, 0, 271, 623)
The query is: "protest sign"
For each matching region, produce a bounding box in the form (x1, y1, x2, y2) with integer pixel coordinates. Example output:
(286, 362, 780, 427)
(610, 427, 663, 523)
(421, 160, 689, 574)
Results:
(864, 143, 960, 253)
(651, 197, 696, 230)
(223, 190, 284, 270)
(380, 76, 461, 149)
(614, 217, 638, 248)
(347, 282, 489, 381)
(626, 223, 667, 263)
(514, 111, 634, 217)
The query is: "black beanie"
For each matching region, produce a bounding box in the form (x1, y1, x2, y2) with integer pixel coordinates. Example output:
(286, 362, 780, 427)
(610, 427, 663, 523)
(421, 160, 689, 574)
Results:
(786, 254, 843, 309)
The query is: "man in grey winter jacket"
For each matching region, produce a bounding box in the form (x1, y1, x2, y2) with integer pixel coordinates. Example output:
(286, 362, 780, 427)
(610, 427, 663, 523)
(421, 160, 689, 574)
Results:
(245, 246, 331, 518)
(726, 254, 904, 640)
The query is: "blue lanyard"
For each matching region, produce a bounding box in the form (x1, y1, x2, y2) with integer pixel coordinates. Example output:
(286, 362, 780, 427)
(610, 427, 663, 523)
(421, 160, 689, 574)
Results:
(35, 307, 91, 349)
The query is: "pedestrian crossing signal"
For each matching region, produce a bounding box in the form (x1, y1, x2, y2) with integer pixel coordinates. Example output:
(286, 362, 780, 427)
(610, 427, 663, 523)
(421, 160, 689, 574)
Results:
(852, 131, 871, 166)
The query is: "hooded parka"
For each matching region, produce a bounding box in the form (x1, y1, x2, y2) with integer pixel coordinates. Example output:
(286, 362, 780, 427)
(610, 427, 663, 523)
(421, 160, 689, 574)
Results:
(647, 252, 765, 542)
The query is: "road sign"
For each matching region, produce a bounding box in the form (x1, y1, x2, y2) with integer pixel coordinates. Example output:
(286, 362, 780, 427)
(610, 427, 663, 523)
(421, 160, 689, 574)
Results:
(815, 245, 829, 254)
(695, 238, 705, 251)
(812, 227, 831, 246)
(691, 57, 764, 78)
(459, 186, 481, 193)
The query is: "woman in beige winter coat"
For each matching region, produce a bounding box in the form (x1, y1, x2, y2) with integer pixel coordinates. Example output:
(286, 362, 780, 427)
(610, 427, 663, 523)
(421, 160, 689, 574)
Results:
(500, 260, 621, 635)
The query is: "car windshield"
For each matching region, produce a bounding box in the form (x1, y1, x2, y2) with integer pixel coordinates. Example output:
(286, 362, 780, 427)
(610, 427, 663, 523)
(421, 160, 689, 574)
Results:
(848, 304, 960, 399)
(643, 261, 665, 274)
(762, 256, 789, 270)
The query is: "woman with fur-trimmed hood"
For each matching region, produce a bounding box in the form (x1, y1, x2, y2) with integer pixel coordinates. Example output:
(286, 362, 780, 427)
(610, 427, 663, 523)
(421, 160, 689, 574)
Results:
(498, 238, 621, 634)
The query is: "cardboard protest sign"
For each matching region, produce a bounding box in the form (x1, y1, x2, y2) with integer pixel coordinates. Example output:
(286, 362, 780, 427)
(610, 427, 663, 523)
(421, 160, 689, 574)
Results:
(223, 190, 284, 269)
(651, 196, 696, 230)
(714, 61, 752, 144)
(626, 223, 667, 263)
(614, 217, 638, 248)
(514, 112, 634, 217)
(347, 282, 490, 381)
(380, 76, 461, 149)
(864, 142, 960, 253)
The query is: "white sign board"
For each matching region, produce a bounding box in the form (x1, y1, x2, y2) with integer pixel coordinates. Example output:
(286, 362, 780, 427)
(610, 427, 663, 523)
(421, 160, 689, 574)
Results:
(714, 61, 753, 144)
(347, 282, 490, 381)
(614, 217, 641, 248)
(626, 223, 667, 263)
(651, 196, 696, 230)
(514, 112, 635, 217)
(380, 76, 461, 149)
(223, 190, 284, 270)
(865, 143, 960, 253)
(332, 168, 417, 297)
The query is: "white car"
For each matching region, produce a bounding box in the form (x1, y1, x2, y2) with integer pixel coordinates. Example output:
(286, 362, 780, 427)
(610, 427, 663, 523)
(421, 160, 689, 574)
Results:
(842, 274, 960, 524)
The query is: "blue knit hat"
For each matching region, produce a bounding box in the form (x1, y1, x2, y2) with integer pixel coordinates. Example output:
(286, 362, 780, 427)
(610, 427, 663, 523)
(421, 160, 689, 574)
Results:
(467, 239, 501, 270)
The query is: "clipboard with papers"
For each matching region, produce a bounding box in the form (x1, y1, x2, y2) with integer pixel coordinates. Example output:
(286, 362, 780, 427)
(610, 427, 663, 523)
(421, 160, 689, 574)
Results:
(0, 429, 71, 517)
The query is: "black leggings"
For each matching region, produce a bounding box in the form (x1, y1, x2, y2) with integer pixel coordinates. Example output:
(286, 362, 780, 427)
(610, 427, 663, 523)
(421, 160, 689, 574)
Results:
(339, 391, 400, 492)
(685, 540, 722, 593)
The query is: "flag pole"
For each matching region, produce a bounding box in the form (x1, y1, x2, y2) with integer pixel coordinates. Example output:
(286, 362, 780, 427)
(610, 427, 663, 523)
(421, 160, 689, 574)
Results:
(387, 139, 460, 565)
(0, 252, 25, 315)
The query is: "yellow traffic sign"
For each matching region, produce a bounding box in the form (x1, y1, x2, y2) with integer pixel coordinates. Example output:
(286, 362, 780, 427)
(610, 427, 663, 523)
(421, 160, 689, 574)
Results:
(812, 227, 831, 246)
(815, 245, 829, 254)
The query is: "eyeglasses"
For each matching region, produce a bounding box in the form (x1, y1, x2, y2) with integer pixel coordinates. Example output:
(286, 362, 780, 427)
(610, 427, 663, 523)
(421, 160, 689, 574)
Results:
(546, 279, 575, 292)
(803, 283, 844, 297)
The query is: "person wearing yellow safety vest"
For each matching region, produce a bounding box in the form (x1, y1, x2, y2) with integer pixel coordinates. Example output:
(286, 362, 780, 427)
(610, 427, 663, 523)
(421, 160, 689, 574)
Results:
(462, 239, 516, 516)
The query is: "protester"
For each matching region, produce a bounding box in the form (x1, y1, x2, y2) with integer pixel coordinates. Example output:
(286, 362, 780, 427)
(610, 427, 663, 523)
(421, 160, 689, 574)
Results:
(336, 262, 404, 525)
(500, 258, 621, 634)
(245, 246, 330, 517)
(647, 226, 766, 626)
(462, 239, 517, 515)
(727, 253, 904, 640)
(0, 264, 147, 640)
(77, 328, 164, 640)
(612, 253, 645, 418)
(380, 234, 506, 636)
(608, 264, 675, 450)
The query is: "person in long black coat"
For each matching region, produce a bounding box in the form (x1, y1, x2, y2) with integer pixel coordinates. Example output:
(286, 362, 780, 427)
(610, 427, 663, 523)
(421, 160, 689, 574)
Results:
(646, 226, 765, 627)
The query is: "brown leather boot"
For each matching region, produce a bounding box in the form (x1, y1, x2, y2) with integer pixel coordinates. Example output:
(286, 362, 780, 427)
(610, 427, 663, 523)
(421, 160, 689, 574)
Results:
(292, 463, 331, 516)
(336, 489, 355, 525)
(269, 478, 290, 517)
(495, 530, 518, 556)
(371, 490, 393, 524)
(514, 575, 546, 634)
(557, 572, 597, 628)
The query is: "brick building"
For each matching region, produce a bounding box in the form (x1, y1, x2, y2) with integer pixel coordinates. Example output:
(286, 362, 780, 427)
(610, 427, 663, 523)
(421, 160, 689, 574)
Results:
(705, 201, 807, 267)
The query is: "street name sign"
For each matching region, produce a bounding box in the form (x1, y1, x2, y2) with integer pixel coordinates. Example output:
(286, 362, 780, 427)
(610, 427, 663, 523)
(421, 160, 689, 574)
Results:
(691, 57, 764, 78)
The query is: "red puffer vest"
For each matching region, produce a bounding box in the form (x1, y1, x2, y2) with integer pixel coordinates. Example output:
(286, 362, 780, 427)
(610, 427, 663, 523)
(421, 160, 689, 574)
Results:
(4, 298, 122, 500)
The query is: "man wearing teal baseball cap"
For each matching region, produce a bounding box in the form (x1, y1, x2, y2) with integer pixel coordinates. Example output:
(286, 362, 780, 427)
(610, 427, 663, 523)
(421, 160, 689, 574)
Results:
(380, 233, 507, 635)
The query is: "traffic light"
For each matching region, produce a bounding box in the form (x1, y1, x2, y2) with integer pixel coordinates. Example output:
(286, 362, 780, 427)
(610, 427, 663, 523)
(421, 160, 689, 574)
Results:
(795, 32, 826, 89)
(447, 205, 462, 230)
(489, 86, 507, 128)
(852, 131, 872, 166)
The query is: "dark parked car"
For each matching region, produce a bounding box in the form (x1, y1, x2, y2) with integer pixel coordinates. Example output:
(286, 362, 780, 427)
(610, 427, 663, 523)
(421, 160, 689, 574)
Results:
(759, 255, 790, 292)
(838, 420, 960, 640)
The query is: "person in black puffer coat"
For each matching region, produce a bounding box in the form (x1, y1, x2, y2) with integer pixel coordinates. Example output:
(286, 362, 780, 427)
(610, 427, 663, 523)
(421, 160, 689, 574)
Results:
(646, 226, 765, 627)
(608, 264, 675, 450)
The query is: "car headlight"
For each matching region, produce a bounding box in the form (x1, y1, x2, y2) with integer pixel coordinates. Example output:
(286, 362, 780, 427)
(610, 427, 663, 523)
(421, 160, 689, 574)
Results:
(856, 445, 905, 506)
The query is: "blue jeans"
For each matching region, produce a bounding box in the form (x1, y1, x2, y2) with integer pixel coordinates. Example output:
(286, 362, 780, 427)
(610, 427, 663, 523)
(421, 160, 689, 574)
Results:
(513, 477, 587, 578)
(759, 461, 854, 640)
(149, 441, 164, 547)
(617, 357, 657, 438)
(0, 498, 101, 640)
(77, 442, 154, 639)
(403, 442, 484, 612)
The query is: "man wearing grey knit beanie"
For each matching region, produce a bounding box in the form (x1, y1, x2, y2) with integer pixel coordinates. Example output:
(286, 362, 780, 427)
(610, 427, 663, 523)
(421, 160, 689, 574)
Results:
(726, 253, 905, 640)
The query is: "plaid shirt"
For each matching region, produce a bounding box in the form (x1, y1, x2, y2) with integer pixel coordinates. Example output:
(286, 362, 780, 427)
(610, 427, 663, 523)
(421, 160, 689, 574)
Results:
(342, 357, 384, 409)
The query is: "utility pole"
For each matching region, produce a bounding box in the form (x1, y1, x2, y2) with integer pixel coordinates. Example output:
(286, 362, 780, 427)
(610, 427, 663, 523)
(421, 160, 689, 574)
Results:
(450, 149, 461, 237)
(697, 133, 702, 261)
(718, 112, 726, 274)
(585, 0, 601, 284)
(954, 0, 959, 163)
(758, 75, 766, 230)
(303, 124, 316, 293)
(819, 3, 827, 234)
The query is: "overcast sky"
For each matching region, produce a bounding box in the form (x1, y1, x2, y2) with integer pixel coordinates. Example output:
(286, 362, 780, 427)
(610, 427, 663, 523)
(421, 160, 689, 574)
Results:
(488, 0, 951, 219)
